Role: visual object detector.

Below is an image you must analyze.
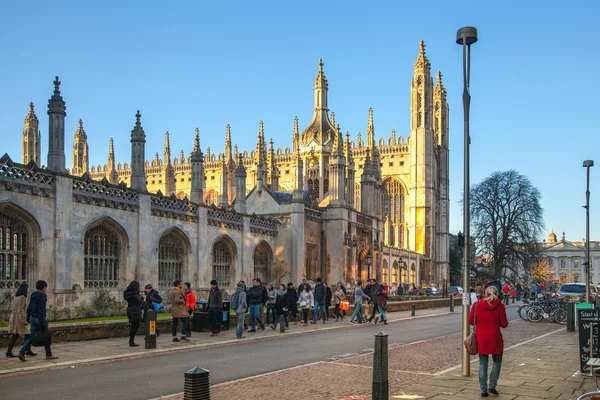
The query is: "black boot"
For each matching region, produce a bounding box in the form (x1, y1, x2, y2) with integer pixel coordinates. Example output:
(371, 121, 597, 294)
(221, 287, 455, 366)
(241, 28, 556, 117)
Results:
(5, 334, 18, 358)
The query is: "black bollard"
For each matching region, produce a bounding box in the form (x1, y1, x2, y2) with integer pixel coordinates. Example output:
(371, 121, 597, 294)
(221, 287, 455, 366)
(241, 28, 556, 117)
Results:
(279, 315, 285, 333)
(411, 304, 416, 316)
(145, 309, 156, 349)
(567, 302, 575, 332)
(450, 295, 454, 312)
(184, 367, 210, 400)
(372, 331, 389, 400)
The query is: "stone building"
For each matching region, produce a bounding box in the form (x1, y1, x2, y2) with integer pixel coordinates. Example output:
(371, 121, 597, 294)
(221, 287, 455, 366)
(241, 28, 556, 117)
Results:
(541, 231, 600, 284)
(0, 42, 449, 309)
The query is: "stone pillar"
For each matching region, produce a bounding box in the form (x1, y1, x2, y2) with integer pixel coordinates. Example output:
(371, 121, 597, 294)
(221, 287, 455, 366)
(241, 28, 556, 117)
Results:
(130, 111, 147, 192)
(47, 77, 67, 173)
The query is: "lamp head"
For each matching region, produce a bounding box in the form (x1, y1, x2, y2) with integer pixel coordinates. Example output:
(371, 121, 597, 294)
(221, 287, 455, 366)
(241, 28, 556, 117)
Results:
(583, 160, 594, 168)
(456, 26, 478, 46)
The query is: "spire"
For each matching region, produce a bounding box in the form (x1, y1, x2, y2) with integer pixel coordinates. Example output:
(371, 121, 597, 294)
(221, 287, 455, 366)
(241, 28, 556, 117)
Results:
(190, 127, 204, 204)
(71, 119, 88, 175)
(299, 60, 336, 147)
(47, 76, 67, 172)
(367, 107, 375, 149)
(74, 119, 86, 140)
(292, 116, 299, 150)
(235, 154, 246, 177)
(345, 132, 353, 164)
(109, 137, 115, 160)
(191, 127, 203, 162)
(131, 110, 145, 140)
(25, 102, 38, 125)
(22, 102, 41, 165)
(225, 124, 232, 160)
(129, 110, 147, 192)
(106, 138, 118, 184)
(330, 111, 335, 127)
(48, 76, 66, 115)
(314, 58, 328, 90)
(414, 40, 431, 73)
(434, 70, 449, 147)
(333, 125, 344, 157)
(234, 154, 247, 213)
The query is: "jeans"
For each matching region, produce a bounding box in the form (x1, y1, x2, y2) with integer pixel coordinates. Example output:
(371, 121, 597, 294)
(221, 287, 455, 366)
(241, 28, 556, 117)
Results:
(208, 308, 220, 333)
(266, 304, 276, 324)
(273, 311, 289, 328)
(313, 300, 327, 321)
(350, 304, 363, 323)
(19, 317, 52, 357)
(236, 311, 245, 337)
(516, 290, 521, 301)
(377, 305, 387, 321)
(479, 354, 502, 392)
(172, 317, 189, 337)
(249, 304, 264, 330)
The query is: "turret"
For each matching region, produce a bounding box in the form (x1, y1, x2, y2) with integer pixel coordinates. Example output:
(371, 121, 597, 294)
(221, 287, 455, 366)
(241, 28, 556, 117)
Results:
(292, 116, 299, 151)
(190, 128, 204, 204)
(47, 76, 67, 172)
(225, 124, 235, 203)
(345, 132, 355, 207)
(361, 148, 376, 215)
(268, 138, 280, 191)
(22, 102, 41, 165)
(163, 131, 175, 195)
(234, 155, 247, 213)
(218, 158, 229, 207)
(129, 110, 147, 192)
(72, 119, 88, 176)
(328, 125, 346, 205)
(293, 146, 304, 201)
(254, 121, 267, 188)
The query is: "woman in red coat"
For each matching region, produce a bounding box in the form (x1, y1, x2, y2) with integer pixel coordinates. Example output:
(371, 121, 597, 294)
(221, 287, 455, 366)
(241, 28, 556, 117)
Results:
(468, 285, 509, 397)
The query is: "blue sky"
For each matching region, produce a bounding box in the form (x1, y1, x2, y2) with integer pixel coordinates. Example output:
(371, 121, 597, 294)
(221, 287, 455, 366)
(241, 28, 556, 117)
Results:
(1, 0, 598, 241)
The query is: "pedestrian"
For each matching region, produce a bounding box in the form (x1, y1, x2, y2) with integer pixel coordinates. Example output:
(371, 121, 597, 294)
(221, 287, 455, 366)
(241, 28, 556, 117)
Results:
(266, 282, 277, 325)
(18, 280, 58, 361)
(231, 281, 247, 339)
(284, 282, 299, 325)
(363, 279, 374, 321)
(468, 285, 509, 397)
(207, 279, 222, 336)
(510, 287, 516, 304)
(334, 282, 346, 321)
(350, 280, 370, 325)
(312, 277, 327, 324)
(539, 281, 545, 292)
(297, 278, 312, 296)
(476, 284, 484, 301)
(516, 282, 522, 301)
(502, 282, 510, 305)
(257, 278, 268, 320)
(6, 283, 33, 358)
(367, 280, 381, 322)
(247, 278, 266, 332)
(184, 282, 196, 337)
(170, 280, 189, 342)
(375, 285, 388, 325)
(298, 283, 314, 326)
(123, 280, 143, 347)
(324, 282, 333, 319)
(272, 284, 289, 330)
(142, 284, 162, 337)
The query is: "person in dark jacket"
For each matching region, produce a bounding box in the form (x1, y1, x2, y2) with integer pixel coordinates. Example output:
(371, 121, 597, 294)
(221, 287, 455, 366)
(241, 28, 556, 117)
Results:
(363, 280, 374, 321)
(247, 279, 265, 332)
(367, 280, 380, 323)
(257, 278, 268, 319)
(271, 284, 289, 330)
(312, 278, 327, 324)
(468, 286, 509, 397)
(207, 279, 223, 336)
(142, 284, 162, 337)
(284, 282, 299, 324)
(18, 280, 58, 361)
(324, 282, 333, 319)
(123, 281, 143, 347)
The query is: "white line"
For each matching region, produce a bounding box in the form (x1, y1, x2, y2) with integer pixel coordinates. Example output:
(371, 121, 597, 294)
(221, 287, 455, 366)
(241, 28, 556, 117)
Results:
(211, 361, 327, 388)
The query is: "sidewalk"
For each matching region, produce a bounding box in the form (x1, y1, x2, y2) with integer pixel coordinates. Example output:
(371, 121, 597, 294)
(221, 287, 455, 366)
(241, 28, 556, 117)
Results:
(0, 305, 454, 376)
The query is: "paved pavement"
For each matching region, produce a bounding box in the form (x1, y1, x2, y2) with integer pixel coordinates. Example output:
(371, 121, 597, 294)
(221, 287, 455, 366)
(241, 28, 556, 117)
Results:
(0, 306, 518, 399)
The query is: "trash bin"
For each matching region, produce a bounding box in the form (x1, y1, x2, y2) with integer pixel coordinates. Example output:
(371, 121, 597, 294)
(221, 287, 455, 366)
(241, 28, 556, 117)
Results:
(192, 300, 210, 332)
(221, 300, 231, 331)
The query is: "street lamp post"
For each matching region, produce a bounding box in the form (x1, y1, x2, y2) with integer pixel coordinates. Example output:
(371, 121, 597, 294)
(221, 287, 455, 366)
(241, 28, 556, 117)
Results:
(457, 26, 478, 377)
(366, 250, 373, 280)
(584, 160, 594, 303)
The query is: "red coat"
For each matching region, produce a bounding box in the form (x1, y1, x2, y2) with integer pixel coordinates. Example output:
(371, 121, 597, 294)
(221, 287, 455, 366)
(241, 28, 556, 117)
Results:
(468, 298, 509, 355)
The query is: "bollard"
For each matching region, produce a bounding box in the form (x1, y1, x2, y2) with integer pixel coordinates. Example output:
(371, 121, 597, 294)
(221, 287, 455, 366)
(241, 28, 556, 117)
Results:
(372, 331, 389, 400)
(184, 367, 210, 400)
(449, 295, 454, 312)
(145, 309, 156, 349)
(279, 315, 286, 333)
(567, 302, 575, 332)
(411, 304, 416, 316)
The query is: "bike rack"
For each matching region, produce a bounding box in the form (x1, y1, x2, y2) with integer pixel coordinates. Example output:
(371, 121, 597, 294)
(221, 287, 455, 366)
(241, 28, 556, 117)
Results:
(576, 391, 600, 399)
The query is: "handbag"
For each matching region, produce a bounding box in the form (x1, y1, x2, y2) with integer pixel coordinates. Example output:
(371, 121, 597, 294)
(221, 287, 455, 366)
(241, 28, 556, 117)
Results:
(299, 300, 308, 308)
(32, 324, 52, 347)
(464, 303, 478, 355)
(340, 300, 349, 311)
(152, 301, 164, 313)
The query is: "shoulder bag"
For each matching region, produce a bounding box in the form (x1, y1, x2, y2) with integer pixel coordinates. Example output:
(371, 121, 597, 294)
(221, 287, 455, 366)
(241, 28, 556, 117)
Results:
(32, 324, 52, 347)
(464, 302, 478, 355)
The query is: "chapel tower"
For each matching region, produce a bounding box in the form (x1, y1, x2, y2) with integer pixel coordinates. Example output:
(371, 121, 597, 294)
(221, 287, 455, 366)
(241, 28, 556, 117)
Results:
(22, 102, 41, 165)
(47, 76, 67, 172)
(72, 119, 89, 176)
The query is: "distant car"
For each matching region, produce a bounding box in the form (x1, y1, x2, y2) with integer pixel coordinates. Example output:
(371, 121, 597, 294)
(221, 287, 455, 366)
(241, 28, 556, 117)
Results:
(447, 286, 463, 297)
(558, 283, 597, 302)
(423, 287, 440, 296)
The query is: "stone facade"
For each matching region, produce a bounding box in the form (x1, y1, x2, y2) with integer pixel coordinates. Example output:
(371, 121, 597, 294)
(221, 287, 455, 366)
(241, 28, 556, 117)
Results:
(541, 231, 600, 284)
(4, 41, 449, 309)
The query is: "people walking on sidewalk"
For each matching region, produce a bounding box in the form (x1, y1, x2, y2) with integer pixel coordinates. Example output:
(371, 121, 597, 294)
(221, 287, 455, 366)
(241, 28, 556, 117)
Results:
(207, 280, 223, 337)
(142, 284, 162, 337)
(297, 278, 311, 296)
(375, 285, 388, 325)
(285, 282, 299, 325)
(367, 280, 380, 323)
(324, 282, 333, 320)
(6, 283, 31, 358)
(18, 280, 58, 361)
(272, 284, 289, 330)
(257, 278, 268, 321)
(338, 281, 348, 317)
(312, 278, 327, 324)
(363, 279, 374, 321)
(502, 282, 510, 305)
(170, 280, 189, 342)
(266, 282, 277, 325)
(123, 281, 143, 347)
(232, 281, 247, 339)
(334, 282, 346, 321)
(350, 280, 370, 325)
(184, 282, 196, 337)
(298, 284, 314, 326)
(248, 279, 266, 332)
(468, 285, 509, 397)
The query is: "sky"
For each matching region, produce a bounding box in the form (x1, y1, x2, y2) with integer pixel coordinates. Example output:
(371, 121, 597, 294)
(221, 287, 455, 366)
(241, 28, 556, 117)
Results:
(1, 0, 598, 241)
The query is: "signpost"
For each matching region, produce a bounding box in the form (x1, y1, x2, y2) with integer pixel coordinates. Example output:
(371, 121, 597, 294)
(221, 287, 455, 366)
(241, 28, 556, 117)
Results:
(578, 309, 600, 373)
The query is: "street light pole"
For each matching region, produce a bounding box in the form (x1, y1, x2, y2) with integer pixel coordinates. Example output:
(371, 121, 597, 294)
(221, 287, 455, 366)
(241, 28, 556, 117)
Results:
(457, 26, 478, 377)
(584, 160, 594, 303)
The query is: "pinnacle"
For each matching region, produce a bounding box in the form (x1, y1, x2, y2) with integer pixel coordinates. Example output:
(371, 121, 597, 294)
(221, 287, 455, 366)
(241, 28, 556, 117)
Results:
(414, 40, 431, 72)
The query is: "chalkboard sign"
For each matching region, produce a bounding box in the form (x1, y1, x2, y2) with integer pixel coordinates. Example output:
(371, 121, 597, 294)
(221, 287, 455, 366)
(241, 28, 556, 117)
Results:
(578, 309, 600, 373)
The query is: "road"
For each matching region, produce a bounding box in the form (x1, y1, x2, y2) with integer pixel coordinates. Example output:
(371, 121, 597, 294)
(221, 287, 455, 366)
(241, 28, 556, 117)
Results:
(0, 308, 519, 399)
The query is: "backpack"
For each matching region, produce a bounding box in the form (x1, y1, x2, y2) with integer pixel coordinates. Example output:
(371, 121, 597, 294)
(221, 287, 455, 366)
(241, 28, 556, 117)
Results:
(231, 293, 239, 310)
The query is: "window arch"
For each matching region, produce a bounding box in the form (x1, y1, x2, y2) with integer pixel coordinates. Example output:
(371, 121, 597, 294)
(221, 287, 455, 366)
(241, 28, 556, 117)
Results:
(0, 211, 30, 288)
(158, 229, 188, 289)
(204, 189, 218, 206)
(253, 242, 272, 284)
(382, 259, 388, 285)
(410, 263, 416, 284)
(402, 264, 408, 284)
(84, 224, 121, 288)
(383, 178, 405, 248)
(392, 260, 399, 285)
(212, 237, 234, 288)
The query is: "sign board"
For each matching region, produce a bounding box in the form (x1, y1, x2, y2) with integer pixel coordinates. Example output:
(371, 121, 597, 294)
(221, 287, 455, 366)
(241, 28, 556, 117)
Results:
(462, 293, 470, 306)
(578, 309, 600, 373)
(149, 320, 156, 335)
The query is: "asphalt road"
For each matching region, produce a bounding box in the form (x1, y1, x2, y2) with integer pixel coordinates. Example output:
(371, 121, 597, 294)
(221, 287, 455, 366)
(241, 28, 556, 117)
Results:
(0, 308, 519, 400)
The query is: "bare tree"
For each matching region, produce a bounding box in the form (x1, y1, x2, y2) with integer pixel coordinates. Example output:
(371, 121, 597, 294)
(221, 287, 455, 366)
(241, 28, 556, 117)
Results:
(469, 170, 544, 282)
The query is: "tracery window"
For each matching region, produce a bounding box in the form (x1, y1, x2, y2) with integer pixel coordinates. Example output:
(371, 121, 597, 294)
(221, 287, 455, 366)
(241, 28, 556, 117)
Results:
(212, 241, 231, 288)
(84, 224, 120, 288)
(158, 232, 184, 289)
(204, 190, 218, 206)
(253, 243, 271, 283)
(392, 261, 399, 285)
(0, 212, 28, 287)
(383, 179, 405, 248)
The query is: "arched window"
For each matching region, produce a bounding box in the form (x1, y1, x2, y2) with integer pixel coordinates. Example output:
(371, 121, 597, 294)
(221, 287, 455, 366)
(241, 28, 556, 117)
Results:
(382, 259, 388, 285)
(204, 190, 218, 206)
(392, 261, 399, 285)
(383, 179, 405, 248)
(0, 211, 28, 287)
(158, 231, 186, 289)
(402, 264, 408, 284)
(84, 224, 120, 288)
(253, 242, 271, 283)
(213, 240, 232, 288)
(410, 263, 416, 284)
